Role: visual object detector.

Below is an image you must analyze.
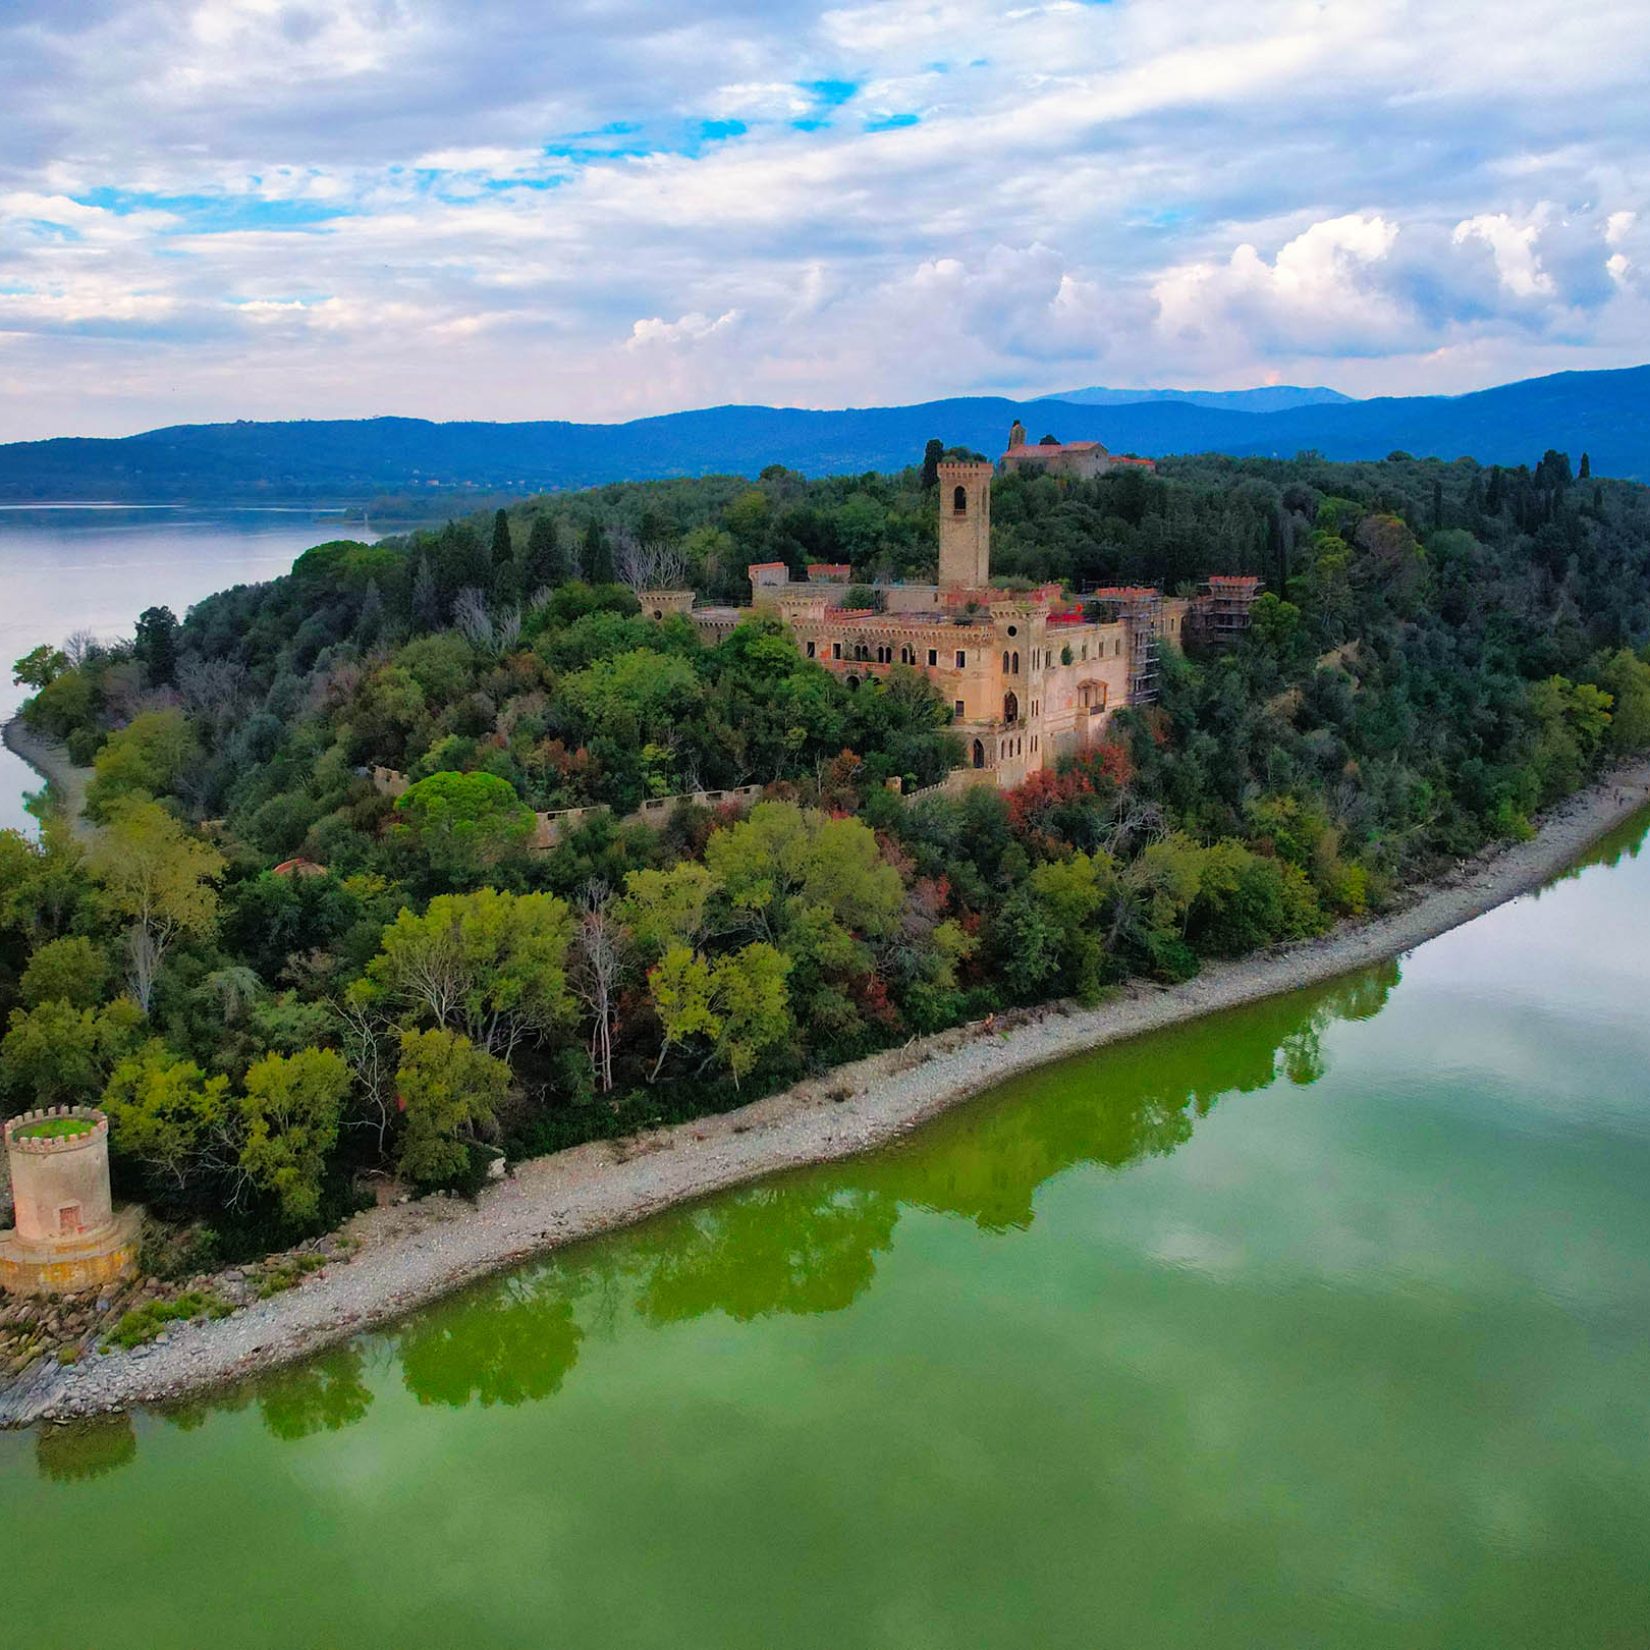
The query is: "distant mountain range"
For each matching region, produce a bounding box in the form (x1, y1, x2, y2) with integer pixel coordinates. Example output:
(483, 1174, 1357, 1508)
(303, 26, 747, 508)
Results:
(1037, 384, 1354, 412)
(1, 365, 1645, 501)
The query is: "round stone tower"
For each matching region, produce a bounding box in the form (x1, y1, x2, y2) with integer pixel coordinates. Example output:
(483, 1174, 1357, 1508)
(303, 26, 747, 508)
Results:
(0, 1107, 141, 1296)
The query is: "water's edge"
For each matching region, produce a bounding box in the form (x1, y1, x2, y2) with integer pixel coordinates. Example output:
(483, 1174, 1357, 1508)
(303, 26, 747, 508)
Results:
(1, 716, 93, 839)
(9, 756, 1650, 1426)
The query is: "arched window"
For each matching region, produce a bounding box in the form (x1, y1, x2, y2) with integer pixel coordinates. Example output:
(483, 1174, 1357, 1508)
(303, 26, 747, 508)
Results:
(1011, 651, 1020, 674)
(972, 739, 986, 769)
(953, 484, 967, 514)
(1004, 691, 1019, 723)
(1002, 651, 1010, 673)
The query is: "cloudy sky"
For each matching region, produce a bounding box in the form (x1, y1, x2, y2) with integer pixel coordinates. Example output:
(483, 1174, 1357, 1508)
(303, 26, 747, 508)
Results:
(1, 0, 1647, 440)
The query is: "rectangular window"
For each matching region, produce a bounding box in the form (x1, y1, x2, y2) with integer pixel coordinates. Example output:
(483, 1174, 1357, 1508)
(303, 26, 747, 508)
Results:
(954, 699, 965, 718)
(832, 642, 842, 660)
(955, 649, 966, 668)
(805, 640, 816, 657)
(927, 649, 938, 667)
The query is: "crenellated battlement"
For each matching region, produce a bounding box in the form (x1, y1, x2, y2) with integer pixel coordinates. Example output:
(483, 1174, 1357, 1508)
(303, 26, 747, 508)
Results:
(4, 1106, 110, 1156)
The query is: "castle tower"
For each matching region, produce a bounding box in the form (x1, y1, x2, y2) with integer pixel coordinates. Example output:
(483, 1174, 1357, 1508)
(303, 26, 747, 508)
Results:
(937, 461, 993, 591)
(0, 1107, 141, 1296)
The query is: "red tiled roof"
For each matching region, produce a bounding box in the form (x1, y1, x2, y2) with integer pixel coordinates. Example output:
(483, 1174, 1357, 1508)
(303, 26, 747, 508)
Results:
(1005, 441, 1105, 457)
(747, 561, 788, 572)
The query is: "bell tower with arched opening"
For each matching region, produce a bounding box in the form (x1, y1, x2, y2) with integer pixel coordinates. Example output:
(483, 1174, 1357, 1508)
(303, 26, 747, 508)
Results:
(937, 461, 993, 591)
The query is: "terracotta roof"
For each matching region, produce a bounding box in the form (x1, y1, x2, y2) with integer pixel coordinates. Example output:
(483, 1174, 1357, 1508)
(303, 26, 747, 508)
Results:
(272, 857, 327, 878)
(1004, 441, 1106, 457)
(747, 561, 788, 572)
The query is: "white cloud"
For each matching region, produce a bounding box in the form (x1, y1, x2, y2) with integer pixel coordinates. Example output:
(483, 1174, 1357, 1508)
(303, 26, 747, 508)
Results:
(0, 0, 1647, 436)
(1453, 212, 1555, 299)
(627, 309, 743, 348)
(1154, 215, 1411, 355)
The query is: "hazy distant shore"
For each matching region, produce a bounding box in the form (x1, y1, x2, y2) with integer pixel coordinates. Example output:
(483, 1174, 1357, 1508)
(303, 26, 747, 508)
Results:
(8, 755, 1649, 1427)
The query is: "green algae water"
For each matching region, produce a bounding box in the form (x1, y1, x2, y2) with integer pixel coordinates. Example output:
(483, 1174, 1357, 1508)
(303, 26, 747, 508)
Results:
(6, 820, 1650, 1648)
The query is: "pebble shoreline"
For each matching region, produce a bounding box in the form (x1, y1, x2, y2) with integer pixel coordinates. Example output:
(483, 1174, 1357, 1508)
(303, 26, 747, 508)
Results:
(5, 747, 1649, 1427)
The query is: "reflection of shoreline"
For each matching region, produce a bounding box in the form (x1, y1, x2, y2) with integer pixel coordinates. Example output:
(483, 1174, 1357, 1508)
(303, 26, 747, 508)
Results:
(46, 963, 1401, 1462)
(11, 759, 1650, 1427)
(1, 717, 93, 840)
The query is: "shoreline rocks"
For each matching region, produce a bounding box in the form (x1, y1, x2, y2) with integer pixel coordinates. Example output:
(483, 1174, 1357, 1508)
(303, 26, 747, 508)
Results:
(4, 758, 1649, 1427)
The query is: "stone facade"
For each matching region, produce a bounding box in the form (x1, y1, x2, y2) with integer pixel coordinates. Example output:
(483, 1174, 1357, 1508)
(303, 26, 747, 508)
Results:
(0, 1108, 141, 1297)
(672, 428, 1221, 791)
(1001, 420, 1157, 481)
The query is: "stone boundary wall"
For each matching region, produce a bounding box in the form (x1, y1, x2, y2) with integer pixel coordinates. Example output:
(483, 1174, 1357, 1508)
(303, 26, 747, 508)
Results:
(367, 767, 767, 851)
(902, 767, 1001, 804)
(368, 761, 1005, 841)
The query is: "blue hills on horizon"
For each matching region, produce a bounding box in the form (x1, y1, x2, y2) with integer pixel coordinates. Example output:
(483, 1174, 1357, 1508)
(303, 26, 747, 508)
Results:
(1036, 383, 1354, 412)
(1, 363, 1646, 501)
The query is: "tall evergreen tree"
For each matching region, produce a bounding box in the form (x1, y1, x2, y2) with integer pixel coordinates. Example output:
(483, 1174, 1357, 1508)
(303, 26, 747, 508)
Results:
(356, 580, 385, 647)
(1432, 477, 1445, 530)
(1579, 451, 1592, 480)
(411, 554, 440, 630)
(133, 606, 179, 687)
(490, 509, 518, 604)
(920, 438, 944, 490)
(434, 521, 488, 600)
(522, 514, 569, 596)
(583, 520, 614, 584)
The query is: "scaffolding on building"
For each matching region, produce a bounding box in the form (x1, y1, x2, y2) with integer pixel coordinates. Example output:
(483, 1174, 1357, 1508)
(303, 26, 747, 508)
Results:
(1203, 575, 1263, 647)
(1088, 586, 1165, 705)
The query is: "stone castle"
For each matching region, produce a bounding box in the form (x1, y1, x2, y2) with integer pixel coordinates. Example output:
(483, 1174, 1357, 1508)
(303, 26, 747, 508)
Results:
(672, 426, 1257, 791)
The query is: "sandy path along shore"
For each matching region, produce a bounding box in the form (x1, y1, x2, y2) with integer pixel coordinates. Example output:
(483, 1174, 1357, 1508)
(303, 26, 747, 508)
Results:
(6, 757, 1650, 1425)
(1, 717, 95, 841)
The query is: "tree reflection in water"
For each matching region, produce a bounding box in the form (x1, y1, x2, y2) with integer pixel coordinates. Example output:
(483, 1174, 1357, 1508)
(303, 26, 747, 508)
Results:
(258, 1347, 374, 1439)
(39, 958, 1400, 1463)
(35, 1414, 137, 1482)
(398, 1274, 585, 1409)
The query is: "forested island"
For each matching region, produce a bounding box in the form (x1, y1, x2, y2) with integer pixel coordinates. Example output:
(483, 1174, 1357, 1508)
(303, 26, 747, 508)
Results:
(6, 443, 1650, 1284)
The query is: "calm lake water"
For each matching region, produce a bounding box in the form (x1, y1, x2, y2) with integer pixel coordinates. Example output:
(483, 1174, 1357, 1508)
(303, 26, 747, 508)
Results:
(3, 811, 1647, 1647)
(0, 505, 373, 832)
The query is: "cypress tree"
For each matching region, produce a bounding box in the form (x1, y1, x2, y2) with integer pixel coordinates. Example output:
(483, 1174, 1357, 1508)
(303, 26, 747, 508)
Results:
(522, 514, 569, 598)
(436, 521, 488, 597)
(1579, 451, 1591, 480)
(134, 605, 179, 687)
(490, 509, 517, 603)
(411, 554, 440, 629)
(583, 520, 614, 584)
(355, 580, 385, 646)
(920, 438, 943, 490)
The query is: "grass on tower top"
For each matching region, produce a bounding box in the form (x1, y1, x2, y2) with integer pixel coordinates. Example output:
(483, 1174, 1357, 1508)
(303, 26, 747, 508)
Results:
(13, 1117, 95, 1141)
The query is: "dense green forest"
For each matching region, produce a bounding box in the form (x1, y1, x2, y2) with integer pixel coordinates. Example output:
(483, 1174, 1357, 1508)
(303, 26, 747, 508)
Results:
(6, 445, 1650, 1263)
